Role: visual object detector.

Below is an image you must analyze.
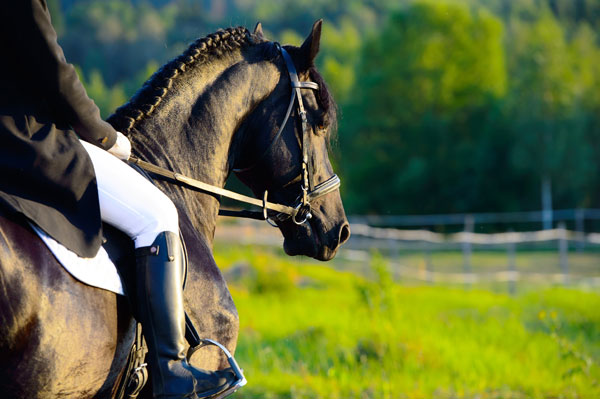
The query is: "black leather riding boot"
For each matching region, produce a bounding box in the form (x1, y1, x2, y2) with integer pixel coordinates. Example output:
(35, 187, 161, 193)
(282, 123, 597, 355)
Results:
(135, 231, 235, 399)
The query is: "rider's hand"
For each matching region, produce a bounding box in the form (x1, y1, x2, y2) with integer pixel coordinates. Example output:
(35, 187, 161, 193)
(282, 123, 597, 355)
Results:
(107, 131, 131, 161)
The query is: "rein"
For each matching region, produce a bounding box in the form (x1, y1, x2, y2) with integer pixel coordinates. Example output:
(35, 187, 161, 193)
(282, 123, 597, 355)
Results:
(128, 43, 341, 226)
(128, 155, 340, 224)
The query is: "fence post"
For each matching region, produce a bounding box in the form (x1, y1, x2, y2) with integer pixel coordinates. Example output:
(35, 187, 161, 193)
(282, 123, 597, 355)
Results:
(541, 176, 553, 230)
(507, 229, 516, 295)
(575, 209, 585, 253)
(558, 221, 569, 285)
(424, 241, 433, 284)
(388, 236, 399, 262)
(462, 214, 474, 286)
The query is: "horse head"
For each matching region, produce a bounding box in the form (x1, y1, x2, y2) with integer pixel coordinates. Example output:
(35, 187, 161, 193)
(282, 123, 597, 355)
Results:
(108, 21, 350, 261)
(234, 21, 350, 261)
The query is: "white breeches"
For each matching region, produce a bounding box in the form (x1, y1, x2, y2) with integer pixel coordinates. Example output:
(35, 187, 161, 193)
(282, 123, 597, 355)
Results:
(80, 140, 179, 248)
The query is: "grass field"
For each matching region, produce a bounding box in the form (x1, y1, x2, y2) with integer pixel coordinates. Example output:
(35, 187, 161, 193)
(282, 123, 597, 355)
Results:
(213, 244, 600, 399)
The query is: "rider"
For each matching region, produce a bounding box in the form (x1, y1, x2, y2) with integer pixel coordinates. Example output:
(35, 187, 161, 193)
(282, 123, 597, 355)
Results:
(0, 2, 234, 398)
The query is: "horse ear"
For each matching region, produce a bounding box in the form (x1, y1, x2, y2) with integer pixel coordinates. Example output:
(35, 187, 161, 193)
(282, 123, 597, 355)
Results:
(300, 19, 322, 64)
(253, 22, 265, 40)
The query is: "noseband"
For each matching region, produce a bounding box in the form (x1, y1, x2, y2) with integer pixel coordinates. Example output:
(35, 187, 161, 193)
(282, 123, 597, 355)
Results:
(129, 43, 340, 226)
(233, 43, 341, 225)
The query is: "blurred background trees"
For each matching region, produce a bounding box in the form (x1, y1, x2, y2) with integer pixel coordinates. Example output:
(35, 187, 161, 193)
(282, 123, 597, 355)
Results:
(340, 2, 507, 214)
(48, 0, 600, 217)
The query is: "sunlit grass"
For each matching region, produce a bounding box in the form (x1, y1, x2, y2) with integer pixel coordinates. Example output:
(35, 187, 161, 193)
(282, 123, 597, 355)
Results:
(385, 250, 600, 274)
(214, 244, 600, 399)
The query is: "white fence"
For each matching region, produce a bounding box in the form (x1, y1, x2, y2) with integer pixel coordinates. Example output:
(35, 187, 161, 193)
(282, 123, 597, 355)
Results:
(346, 222, 600, 288)
(350, 224, 600, 245)
(349, 208, 600, 229)
(214, 214, 600, 288)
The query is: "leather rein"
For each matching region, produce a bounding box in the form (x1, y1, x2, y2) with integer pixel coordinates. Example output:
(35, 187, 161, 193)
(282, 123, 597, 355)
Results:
(128, 44, 340, 226)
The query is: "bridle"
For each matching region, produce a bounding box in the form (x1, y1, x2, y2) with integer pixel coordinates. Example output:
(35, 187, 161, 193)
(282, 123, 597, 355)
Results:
(128, 43, 340, 226)
(232, 43, 341, 225)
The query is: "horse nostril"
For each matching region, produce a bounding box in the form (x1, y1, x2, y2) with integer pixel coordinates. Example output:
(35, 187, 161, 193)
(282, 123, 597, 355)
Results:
(338, 223, 351, 246)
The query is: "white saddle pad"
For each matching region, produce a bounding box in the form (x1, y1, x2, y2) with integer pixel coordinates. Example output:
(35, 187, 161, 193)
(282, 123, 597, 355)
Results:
(31, 223, 125, 295)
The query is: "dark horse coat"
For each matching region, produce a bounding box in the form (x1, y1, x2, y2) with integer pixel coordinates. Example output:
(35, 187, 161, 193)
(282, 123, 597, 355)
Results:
(0, 0, 117, 257)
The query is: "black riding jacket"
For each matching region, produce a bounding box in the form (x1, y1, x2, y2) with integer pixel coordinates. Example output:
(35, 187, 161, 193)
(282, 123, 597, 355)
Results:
(0, 0, 117, 257)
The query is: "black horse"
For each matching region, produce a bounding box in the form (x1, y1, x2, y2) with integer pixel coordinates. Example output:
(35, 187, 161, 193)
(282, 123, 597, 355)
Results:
(0, 21, 349, 398)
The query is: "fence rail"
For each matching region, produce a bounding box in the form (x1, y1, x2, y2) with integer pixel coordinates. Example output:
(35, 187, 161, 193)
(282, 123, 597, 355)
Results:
(346, 222, 600, 288)
(350, 224, 600, 245)
(335, 250, 600, 286)
(214, 213, 600, 289)
(349, 208, 600, 227)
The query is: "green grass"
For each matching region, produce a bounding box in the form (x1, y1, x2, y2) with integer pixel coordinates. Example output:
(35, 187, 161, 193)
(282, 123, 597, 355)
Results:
(327, 248, 600, 277)
(387, 250, 600, 274)
(214, 245, 600, 399)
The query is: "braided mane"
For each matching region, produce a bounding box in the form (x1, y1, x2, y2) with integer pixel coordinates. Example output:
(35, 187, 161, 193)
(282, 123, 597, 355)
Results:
(107, 25, 338, 141)
(107, 26, 252, 134)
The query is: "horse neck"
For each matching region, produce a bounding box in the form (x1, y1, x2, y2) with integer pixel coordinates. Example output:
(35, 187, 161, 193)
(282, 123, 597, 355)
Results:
(127, 48, 279, 242)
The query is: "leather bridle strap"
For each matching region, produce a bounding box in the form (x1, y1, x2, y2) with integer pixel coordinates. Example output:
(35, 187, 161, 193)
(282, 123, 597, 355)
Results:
(232, 43, 331, 225)
(278, 44, 317, 209)
(128, 156, 340, 223)
(129, 156, 297, 217)
(232, 43, 318, 174)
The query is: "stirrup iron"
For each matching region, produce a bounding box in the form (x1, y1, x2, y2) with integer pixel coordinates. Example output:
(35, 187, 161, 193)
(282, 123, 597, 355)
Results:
(186, 338, 247, 399)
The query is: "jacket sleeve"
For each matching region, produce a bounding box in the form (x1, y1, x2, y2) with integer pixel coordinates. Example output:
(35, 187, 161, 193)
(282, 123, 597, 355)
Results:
(22, 0, 117, 150)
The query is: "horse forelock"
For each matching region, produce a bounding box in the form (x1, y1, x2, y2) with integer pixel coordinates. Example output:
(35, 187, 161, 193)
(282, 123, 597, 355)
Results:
(107, 26, 255, 134)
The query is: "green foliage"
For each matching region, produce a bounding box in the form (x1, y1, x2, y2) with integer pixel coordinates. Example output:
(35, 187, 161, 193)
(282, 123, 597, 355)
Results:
(53, 0, 600, 215)
(60, 1, 177, 86)
(505, 9, 597, 210)
(340, 1, 508, 214)
(75, 67, 126, 118)
(317, 18, 362, 102)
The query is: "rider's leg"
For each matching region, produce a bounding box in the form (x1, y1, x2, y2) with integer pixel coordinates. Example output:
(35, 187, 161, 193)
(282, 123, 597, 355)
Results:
(79, 141, 235, 399)
(78, 141, 178, 249)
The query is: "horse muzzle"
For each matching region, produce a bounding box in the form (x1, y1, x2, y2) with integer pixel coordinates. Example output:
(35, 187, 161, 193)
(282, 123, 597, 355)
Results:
(281, 206, 350, 261)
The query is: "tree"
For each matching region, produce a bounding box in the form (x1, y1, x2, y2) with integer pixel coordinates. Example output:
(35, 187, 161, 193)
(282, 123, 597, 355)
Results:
(61, 1, 176, 86)
(506, 10, 595, 225)
(340, 1, 507, 215)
